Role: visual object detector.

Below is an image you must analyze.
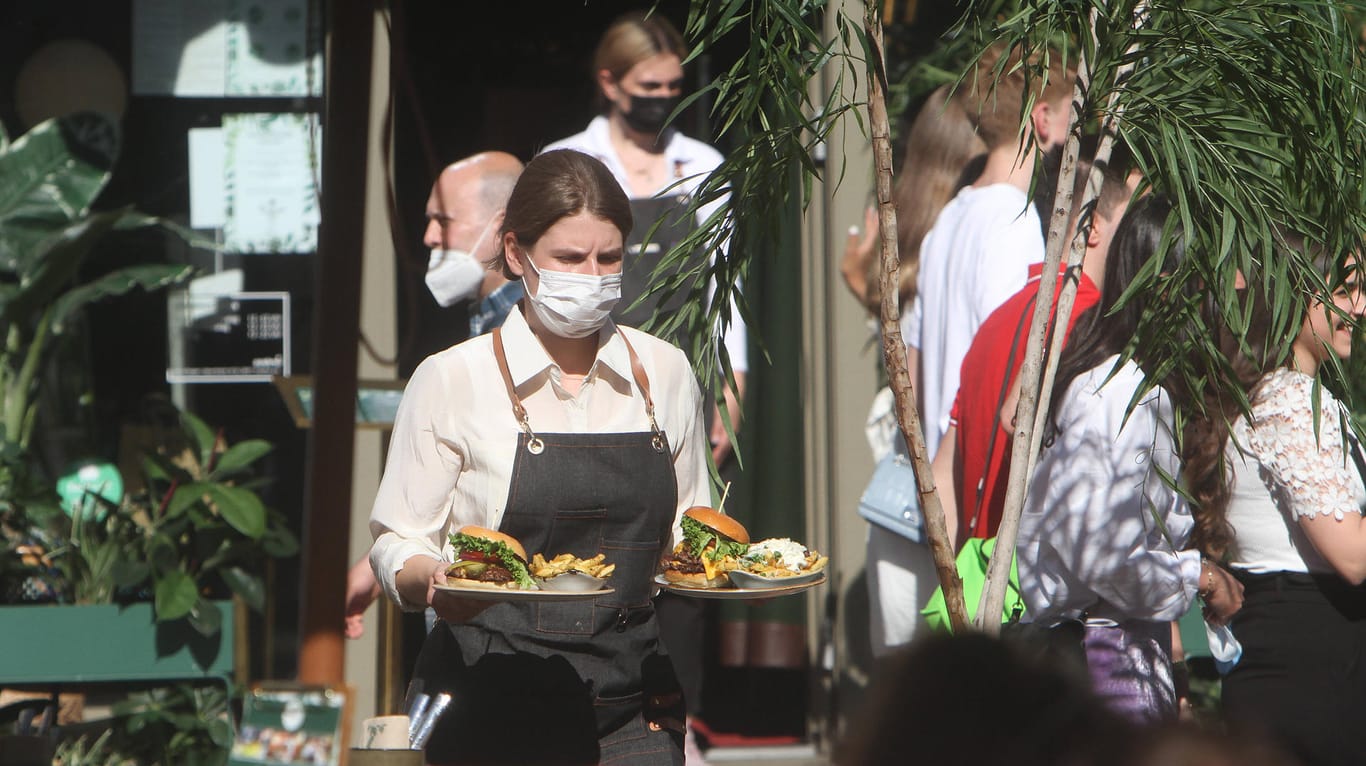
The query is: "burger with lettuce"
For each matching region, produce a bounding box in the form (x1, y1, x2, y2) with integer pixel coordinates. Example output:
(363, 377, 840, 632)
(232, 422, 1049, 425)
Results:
(446, 526, 536, 590)
(659, 507, 750, 587)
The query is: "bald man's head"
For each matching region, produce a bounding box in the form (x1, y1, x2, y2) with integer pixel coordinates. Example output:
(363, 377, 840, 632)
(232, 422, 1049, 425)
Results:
(423, 152, 524, 303)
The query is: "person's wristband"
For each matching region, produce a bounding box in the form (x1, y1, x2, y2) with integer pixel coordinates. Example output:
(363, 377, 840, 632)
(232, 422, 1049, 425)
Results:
(1198, 558, 1217, 599)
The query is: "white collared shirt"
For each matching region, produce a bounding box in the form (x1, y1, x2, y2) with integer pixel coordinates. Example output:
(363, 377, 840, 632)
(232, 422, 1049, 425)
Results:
(542, 116, 748, 374)
(1016, 356, 1201, 624)
(369, 306, 711, 609)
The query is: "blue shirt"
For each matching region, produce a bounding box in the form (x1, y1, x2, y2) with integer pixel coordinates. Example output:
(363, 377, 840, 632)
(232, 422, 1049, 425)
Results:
(468, 281, 524, 337)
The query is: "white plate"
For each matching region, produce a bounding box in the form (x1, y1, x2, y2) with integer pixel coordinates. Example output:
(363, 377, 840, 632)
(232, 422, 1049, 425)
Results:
(434, 581, 614, 602)
(727, 568, 826, 589)
(653, 573, 825, 599)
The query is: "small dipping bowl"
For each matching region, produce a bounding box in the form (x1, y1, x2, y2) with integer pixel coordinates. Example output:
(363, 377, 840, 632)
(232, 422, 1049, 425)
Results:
(537, 571, 607, 592)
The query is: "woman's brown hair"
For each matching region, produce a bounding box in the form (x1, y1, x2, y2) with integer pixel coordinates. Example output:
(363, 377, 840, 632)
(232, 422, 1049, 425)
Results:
(1182, 235, 1322, 558)
(592, 12, 687, 112)
(859, 85, 986, 312)
(492, 150, 633, 280)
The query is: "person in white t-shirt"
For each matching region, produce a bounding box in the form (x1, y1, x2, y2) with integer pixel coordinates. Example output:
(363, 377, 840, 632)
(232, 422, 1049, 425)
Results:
(869, 43, 1076, 656)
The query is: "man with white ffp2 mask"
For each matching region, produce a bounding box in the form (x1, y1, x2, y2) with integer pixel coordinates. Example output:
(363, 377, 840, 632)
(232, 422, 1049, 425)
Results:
(422, 152, 525, 335)
(343, 152, 524, 643)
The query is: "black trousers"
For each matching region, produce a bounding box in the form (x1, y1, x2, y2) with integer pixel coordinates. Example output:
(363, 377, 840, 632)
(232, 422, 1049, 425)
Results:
(1222, 571, 1366, 766)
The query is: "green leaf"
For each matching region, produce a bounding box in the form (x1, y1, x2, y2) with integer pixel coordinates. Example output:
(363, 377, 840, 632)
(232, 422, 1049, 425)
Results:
(208, 439, 273, 479)
(155, 570, 199, 621)
(0, 208, 127, 324)
(220, 565, 266, 611)
(167, 481, 211, 518)
(207, 717, 235, 749)
(50, 262, 196, 333)
(206, 484, 266, 539)
(0, 112, 118, 272)
(141, 453, 177, 483)
(147, 535, 181, 573)
(110, 559, 151, 588)
(261, 523, 300, 558)
(181, 411, 216, 470)
(187, 594, 223, 636)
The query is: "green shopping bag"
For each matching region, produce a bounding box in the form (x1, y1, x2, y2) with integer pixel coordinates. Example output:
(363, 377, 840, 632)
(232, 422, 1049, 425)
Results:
(921, 537, 1026, 632)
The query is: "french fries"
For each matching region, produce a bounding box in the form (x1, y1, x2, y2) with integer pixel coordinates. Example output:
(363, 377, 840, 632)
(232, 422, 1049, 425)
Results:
(530, 552, 616, 580)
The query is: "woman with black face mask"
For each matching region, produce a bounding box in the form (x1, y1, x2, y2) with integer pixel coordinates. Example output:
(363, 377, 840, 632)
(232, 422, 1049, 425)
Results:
(544, 11, 747, 465)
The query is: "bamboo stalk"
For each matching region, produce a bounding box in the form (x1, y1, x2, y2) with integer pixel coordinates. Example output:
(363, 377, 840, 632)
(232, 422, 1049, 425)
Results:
(978, 0, 1149, 631)
(864, 0, 969, 632)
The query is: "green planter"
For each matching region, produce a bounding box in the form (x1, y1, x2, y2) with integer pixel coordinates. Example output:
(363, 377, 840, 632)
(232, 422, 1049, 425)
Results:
(0, 601, 233, 685)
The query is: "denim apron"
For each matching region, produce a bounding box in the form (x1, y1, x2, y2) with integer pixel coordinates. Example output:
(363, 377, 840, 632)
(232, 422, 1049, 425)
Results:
(416, 328, 685, 766)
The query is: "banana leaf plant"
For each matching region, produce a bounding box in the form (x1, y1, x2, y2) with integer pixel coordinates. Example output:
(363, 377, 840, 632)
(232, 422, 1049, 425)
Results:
(0, 111, 195, 462)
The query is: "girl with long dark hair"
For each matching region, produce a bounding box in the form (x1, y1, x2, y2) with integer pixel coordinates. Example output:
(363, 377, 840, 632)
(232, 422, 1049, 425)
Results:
(1015, 195, 1242, 722)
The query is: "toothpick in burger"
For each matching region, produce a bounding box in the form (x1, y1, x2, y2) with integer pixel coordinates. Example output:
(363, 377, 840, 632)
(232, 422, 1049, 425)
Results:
(446, 526, 536, 590)
(659, 507, 750, 587)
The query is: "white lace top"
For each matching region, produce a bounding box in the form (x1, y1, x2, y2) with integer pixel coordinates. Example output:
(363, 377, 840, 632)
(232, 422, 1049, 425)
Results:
(1226, 369, 1366, 574)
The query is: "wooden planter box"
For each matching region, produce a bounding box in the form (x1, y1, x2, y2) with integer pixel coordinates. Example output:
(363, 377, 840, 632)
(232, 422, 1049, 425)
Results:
(0, 601, 233, 686)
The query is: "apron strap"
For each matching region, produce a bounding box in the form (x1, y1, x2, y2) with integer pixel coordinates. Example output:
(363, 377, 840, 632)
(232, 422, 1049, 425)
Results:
(616, 331, 667, 453)
(491, 326, 667, 455)
(492, 327, 544, 454)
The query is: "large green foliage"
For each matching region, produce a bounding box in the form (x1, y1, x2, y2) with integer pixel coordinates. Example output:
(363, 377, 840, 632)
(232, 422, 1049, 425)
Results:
(671, 0, 1365, 633)
(966, 0, 1366, 420)
(0, 112, 194, 452)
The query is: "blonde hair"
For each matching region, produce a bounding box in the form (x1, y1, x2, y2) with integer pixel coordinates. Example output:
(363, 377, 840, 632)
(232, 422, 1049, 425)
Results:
(962, 42, 1075, 149)
(863, 86, 986, 312)
(592, 12, 687, 111)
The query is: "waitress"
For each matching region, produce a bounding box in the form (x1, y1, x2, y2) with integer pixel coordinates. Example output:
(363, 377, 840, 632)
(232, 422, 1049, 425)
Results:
(369, 149, 710, 765)
(543, 11, 747, 466)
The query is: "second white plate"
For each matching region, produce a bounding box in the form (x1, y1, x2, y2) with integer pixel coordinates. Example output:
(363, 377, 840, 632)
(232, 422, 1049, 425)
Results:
(434, 581, 614, 602)
(653, 573, 825, 599)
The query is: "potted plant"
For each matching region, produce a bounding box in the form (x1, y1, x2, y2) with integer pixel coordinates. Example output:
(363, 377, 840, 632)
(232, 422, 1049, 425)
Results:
(0, 110, 295, 762)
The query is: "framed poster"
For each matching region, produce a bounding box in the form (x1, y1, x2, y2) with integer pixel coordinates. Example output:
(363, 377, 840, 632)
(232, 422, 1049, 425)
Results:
(228, 683, 350, 766)
(167, 290, 292, 384)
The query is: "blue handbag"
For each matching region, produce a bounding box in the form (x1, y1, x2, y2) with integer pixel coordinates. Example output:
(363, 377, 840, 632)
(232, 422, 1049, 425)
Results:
(857, 451, 925, 543)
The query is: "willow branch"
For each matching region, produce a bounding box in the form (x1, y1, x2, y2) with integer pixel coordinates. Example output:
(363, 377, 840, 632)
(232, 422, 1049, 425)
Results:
(864, 0, 968, 633)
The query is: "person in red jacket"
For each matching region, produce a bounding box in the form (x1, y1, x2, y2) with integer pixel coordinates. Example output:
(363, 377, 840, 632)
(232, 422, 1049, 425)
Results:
(932, 149, 1137, 546)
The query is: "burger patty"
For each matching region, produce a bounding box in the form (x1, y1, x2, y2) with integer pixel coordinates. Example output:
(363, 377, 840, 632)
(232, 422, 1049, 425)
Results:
(660, 548, 706, 575)
(450, 564, 515, 583)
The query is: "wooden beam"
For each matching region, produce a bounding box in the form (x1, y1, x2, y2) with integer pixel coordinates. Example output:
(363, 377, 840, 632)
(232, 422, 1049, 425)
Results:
(297, 0, 375, 685)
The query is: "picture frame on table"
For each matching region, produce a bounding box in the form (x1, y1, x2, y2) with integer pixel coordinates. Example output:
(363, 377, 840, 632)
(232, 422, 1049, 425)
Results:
(228, 682, 351, 766)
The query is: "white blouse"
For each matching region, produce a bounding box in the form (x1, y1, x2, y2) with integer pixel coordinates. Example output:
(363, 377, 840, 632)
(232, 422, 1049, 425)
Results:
(1017, 356, 1201, 624)
(1226, 368, 1366, 574)
(368, 306, 712, 609)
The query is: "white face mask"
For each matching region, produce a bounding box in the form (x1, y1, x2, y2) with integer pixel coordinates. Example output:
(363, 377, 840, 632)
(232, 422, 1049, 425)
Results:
(522, 252, 622, 338)
(424, 216, 496, 307)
